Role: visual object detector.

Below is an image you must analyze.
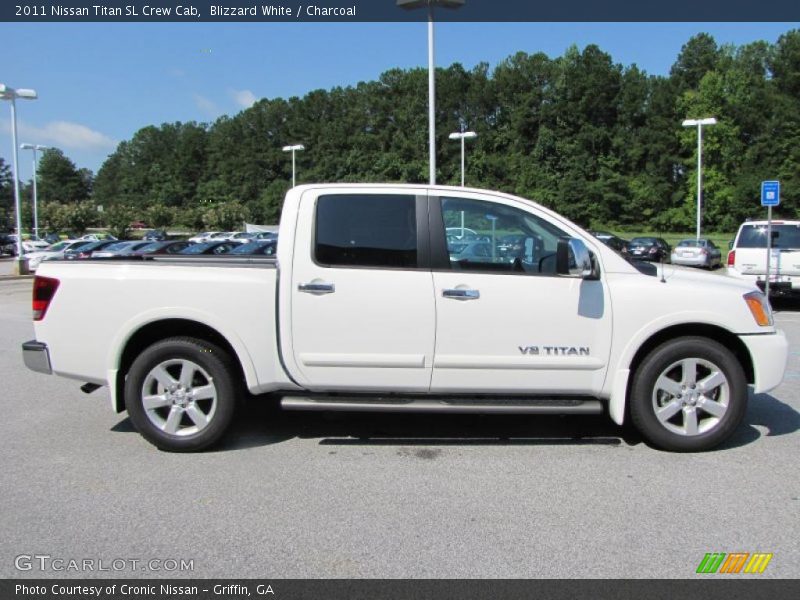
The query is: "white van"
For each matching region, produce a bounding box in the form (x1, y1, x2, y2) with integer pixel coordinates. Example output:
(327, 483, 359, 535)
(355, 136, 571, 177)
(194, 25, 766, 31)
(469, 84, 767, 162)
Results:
(727, 220, 800, 296)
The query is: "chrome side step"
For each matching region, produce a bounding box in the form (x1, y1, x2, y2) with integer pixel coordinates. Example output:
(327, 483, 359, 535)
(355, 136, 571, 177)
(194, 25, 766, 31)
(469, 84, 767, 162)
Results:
(280, 396, 603, 415)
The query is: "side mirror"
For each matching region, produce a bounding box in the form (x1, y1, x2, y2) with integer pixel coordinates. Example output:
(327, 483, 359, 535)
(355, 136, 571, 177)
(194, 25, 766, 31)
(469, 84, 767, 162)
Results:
(557, 237, 598, 279)
(728, 240, 734, 250)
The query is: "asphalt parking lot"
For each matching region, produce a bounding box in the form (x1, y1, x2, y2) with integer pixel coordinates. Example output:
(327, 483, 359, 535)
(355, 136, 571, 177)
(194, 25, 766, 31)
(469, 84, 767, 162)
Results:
(0, 268, 798, 579)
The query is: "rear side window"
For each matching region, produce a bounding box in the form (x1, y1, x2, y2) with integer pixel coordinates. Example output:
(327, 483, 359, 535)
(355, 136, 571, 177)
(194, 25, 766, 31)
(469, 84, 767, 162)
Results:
(737, 224, 800, 249)
(315, 194, 417, 268)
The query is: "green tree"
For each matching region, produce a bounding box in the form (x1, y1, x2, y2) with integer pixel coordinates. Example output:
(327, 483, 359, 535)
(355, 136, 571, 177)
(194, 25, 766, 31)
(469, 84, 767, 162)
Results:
(37, 149, 91, 204)
(147, 204, 176, 230)
(104, 205, 135, 239)
(0, 157, 14, 230)
(202, 202, 250, 231)
(61, 202, 97, 235)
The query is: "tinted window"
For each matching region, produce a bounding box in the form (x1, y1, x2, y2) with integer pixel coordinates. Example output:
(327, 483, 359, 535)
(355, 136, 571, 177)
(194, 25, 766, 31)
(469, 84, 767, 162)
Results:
(315, 194, 417, 268)
(737, 224, 800, 249)
(440, 197, 568, 275)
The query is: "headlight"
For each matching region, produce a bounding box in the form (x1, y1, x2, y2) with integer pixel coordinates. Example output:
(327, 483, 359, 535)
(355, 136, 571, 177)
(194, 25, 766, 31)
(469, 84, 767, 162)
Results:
(744, 291, 773, 327)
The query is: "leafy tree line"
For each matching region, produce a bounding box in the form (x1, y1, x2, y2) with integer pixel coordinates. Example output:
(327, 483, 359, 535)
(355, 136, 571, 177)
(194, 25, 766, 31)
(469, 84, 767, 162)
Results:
(3, 31, 800, 235)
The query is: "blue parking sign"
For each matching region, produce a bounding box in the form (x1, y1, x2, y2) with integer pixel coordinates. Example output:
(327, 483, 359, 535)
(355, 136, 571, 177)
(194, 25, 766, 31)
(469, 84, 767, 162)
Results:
(761, 181, 780, 207)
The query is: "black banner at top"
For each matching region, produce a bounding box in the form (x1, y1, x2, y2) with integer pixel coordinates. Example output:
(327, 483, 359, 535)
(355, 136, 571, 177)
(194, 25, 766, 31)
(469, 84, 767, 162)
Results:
(3, 0, 800, 22)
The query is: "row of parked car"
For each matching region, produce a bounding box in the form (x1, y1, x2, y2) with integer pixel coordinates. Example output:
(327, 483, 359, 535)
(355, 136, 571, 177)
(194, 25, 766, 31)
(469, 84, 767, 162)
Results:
(16, 230, 278, 271)
(589, 231, 723, 269)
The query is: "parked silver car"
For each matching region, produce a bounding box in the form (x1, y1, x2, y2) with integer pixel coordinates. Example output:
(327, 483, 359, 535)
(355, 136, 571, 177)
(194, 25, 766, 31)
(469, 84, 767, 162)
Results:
(670, 238, 722, 269)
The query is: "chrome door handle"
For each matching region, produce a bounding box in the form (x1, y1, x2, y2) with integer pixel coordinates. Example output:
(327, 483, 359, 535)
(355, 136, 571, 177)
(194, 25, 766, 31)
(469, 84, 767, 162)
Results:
(442, 288, 480, 300)
(298, 282, 335, 294)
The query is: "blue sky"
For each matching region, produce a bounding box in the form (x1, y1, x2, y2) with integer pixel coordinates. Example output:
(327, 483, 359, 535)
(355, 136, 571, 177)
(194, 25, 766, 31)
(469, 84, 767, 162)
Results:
(1, 22, 798, 180)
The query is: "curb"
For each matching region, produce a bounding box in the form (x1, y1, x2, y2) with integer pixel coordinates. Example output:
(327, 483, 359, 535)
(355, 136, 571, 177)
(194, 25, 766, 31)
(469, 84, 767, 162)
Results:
(0, 275, 35, 281)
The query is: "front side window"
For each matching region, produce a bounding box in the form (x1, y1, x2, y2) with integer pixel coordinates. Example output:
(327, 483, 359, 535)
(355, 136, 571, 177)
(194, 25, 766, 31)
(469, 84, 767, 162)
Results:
(440, 197, 568, 275)
(315, 194, 417, 268)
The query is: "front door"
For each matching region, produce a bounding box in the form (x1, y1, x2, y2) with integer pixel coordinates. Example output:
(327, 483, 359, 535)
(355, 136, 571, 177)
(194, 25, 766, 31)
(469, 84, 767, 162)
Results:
(430, 191, 612, 395)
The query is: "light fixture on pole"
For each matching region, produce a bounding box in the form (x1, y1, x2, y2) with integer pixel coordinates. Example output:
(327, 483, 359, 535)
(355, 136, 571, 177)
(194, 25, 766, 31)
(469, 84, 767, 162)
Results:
(448, 130, 477, 186)
(682, 117, 717, 241)
(398, 0, 466, 186)
(281, 144, 305, 187)
(20, 143, 49, 239)
(1, 84, 38, 274)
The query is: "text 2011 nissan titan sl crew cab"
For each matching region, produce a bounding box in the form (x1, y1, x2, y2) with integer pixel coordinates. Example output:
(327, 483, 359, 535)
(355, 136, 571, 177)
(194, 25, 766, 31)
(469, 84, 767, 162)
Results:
(23, 185, 788, 452)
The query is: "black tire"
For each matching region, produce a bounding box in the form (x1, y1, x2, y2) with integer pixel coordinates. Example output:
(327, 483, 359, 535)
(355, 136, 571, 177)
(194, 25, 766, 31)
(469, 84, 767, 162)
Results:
(125, 337, 238, 452)
(630, 336, 747, 452)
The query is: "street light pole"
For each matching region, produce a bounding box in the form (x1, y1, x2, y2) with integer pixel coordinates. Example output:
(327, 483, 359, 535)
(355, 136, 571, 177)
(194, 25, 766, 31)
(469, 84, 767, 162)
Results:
(448, 131, 477, 186)
(1, 83, 38, 274)
(682, 117, 717, 241)
(397, 1, 465, 186)
(20, 144, 49, 239)
(281, 144, 305, 187)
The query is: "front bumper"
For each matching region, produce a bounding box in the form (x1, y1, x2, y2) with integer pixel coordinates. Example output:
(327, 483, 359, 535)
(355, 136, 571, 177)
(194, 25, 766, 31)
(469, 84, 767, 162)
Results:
(740, 330, 789, 394)
(22, 340, 52, 375)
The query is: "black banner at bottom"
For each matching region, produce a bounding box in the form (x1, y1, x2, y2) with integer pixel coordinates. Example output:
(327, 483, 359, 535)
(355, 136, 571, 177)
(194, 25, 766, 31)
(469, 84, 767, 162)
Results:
(2, 579, 799, 600)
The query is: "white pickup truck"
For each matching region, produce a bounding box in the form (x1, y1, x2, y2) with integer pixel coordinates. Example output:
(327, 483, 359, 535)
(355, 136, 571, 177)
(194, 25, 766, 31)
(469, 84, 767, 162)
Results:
(23, 185, 788, 452)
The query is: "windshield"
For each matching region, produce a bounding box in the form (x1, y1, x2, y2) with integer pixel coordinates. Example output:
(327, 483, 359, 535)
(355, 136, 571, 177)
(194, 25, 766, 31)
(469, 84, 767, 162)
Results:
(631, 237, 657, 244)
(181, 243, 214, 254)
(103, 242, 132, 252)
(737, 224, 800, 249)
(46, 241, 71, 252)
(231, 241, 266, 254)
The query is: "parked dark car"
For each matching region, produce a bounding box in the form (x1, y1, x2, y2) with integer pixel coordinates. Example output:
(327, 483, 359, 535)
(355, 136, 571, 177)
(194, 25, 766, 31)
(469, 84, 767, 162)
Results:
(229, 240, 278, 256)
(63, 240, 118, 260)
(131, 241, 192, 256)
(178, 241, 240, 255)
(0, 233, 15, 256)
(42, 233, 61, 245)
(626, 237, 671, 262)
(91, 241, 154, 258)
(590, 231, 629, 254)
(143, 229, 168, 241)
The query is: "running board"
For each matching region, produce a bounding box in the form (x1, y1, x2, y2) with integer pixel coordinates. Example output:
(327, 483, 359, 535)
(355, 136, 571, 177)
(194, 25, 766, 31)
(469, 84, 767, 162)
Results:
(280, 396, 603, 415)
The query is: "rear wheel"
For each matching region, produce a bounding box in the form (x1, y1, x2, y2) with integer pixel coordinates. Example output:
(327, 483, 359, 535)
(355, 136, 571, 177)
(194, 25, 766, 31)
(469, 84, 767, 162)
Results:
(630, 337, 747, 451)
(125, 337, 238, 452)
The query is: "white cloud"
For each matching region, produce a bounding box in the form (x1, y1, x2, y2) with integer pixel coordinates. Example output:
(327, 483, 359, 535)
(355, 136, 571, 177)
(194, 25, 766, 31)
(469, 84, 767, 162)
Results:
(231, 89, 257, 109)
(1, 119, 116, 151)
(193, 93, 219, 117)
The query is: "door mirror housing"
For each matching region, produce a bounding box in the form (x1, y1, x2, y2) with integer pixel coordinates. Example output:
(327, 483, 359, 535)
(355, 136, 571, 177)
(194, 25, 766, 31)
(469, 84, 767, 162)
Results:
(557, 237, 598, 279)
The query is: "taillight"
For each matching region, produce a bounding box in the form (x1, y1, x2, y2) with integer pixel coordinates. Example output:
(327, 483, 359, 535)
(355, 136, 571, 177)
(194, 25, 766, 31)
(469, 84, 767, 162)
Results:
(33, 276, 59, 321)
(727, 250, 736, 267)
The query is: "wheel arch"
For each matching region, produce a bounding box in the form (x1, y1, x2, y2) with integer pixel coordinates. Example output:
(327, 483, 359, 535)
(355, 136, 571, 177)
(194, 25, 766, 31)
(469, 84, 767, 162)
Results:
(609, 323, 755, 425)
(112, 319, 249, 413)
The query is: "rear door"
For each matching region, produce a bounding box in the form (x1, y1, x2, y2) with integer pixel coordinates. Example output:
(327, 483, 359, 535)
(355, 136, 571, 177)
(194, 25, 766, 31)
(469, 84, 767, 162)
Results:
(288, 189, 435, 392)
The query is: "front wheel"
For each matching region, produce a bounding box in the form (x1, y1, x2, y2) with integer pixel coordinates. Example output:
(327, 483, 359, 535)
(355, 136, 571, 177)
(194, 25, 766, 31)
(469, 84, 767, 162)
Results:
(125, 337, 238, 452)
(630, 337, 747, 452)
